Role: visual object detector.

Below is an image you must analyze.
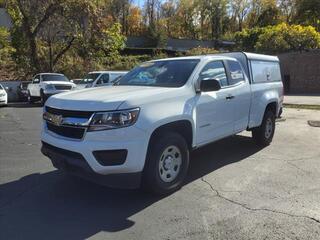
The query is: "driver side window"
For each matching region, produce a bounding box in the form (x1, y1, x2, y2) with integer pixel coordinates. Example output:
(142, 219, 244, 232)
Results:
(199, 61, 228, 87)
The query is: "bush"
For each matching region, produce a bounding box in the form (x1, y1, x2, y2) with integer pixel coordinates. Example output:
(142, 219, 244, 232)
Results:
(256, 23, 320, 53)
(185, 47, 219, 56)
(233, 23, 320, 53)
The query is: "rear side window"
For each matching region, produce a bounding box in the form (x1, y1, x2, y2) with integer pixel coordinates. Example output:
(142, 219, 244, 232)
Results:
(227, 60, 245, 85)
(199, 61, 228, 87)
(251, 61, 281, 83)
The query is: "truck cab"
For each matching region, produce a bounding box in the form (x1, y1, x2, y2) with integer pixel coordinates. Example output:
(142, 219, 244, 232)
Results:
(76, 71, 128, 89)
(41, 52, 283, 194)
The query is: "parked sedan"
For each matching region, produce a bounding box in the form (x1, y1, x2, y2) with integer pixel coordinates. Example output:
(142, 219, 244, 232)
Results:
(17, 81, 31, 102)
(0, 83, 8, 106)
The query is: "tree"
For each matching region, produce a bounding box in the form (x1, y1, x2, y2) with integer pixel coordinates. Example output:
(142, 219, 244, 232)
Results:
(202, 0, 228, 40)
(295, 0, 320, 31)
(127, 6, 144, 36)
(7, 0, 66, 73)
(230, 0, 250, 31)
(0, 27, 16, 79)
(256, 1, 281, 27)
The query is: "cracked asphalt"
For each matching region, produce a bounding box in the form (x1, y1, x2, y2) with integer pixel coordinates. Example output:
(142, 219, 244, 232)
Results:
(1, 103, 320, 240)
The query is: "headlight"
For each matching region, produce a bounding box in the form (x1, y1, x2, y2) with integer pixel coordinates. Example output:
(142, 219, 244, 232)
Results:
(45, 84, 55, 90)
(0, 93, 5, 97)
(88, 108, 140, 131)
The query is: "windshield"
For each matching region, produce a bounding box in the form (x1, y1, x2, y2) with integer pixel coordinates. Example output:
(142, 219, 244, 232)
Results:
(118, 60, 199, 87)
(79, 73, 101, 84)
(42, 74, 69, 82)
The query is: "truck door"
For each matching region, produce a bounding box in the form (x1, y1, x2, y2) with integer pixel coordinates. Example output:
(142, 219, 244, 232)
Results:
(225, 60, 251, 132)
(196, 60, 236, 145)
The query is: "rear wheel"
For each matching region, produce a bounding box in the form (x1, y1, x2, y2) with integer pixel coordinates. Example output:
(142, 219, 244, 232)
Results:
(252, 110, 276, 146)
(143, 132, 189, 195)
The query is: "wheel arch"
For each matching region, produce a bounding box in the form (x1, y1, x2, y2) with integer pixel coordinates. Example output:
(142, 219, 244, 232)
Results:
(147, 120, 194, 151)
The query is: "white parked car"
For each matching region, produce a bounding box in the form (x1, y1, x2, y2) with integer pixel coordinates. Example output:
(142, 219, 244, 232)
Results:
(41, 52, 283, 194)
(75, 71, 128, 89)
(27, 73, 76, 105)
(0, 83, 8, 106)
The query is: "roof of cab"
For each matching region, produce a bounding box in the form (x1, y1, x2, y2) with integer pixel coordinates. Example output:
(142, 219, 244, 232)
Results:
(39, 73, 64, 75)
(151, 52, 279, 62)
(151, 55, 236, 62)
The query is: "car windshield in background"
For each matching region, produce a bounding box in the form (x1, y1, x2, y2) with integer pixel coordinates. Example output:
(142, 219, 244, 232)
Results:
(42, 74, 69, 82)
(79, 73, 101, 84)
(118, 60, 200, 87)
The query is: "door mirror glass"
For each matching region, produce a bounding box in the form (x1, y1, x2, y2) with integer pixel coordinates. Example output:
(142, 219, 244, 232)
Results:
(33, 78, 39, 83)
(200, 79, 221, 92)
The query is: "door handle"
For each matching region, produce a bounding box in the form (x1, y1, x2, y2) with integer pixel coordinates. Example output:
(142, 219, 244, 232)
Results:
(226, 95, 235, 100)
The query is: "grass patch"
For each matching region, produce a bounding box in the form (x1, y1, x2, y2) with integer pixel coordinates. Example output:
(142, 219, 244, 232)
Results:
(283, 103, 320, 110)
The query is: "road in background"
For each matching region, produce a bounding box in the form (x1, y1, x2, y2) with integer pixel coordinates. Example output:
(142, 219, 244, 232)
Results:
(1, 104, 320, 240)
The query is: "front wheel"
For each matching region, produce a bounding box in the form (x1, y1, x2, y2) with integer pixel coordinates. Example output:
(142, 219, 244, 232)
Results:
(27, 91, 35, 104)
(252, 110, 276, 146)
(143, 132, 189, 195)
(40, 90, 47, 106)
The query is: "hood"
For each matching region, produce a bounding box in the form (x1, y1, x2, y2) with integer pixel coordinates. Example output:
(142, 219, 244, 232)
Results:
(74, 84, 88, 90)
(46, 85, 182, 111)
(43, 81, 75, 86)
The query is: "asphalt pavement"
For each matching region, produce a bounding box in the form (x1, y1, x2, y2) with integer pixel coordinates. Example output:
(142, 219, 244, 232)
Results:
(1, 103, 320, 240)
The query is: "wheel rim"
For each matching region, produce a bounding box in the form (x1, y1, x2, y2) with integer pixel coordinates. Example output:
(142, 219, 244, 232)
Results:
(158, 145, 182, 183)
(265, 118, 273, 139)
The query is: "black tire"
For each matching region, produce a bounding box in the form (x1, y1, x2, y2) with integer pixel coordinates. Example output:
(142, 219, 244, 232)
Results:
(40, 90, 47, 106)
(143, 131, 190, 195)
(252, 110, 276, 146)
(27, 91, 35, 104)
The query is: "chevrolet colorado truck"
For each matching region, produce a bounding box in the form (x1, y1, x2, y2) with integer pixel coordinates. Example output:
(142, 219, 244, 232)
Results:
(41, 52, 283, 194)
(27, 73, 76, 105)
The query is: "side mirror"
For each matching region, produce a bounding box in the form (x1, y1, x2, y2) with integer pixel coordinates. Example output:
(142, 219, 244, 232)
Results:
(70, 80, 74, 83)
(200, 79, 221, 92)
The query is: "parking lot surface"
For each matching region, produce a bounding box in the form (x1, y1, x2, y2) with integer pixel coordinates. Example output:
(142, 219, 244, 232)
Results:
(1, 104, 320, 240)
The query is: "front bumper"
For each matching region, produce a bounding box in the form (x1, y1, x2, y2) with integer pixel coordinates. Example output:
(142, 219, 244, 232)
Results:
(43, 89, 72, 96)
(41, 123, 149, 183)
(41, 141, 142, 189)
(0, 96, 7, 105)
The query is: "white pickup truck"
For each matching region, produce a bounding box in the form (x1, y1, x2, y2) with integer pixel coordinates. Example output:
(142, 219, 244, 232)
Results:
(41, 52, 283, 194)
(27, 73, 76, 105)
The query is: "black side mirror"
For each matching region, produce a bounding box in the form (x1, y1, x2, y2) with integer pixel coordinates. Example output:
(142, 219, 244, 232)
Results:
(200, 79, 221, 92)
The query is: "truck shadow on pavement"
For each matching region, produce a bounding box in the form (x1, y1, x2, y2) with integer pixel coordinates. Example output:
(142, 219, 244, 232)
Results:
(6, 102, 42, 108)
(0, 135, 261, 239)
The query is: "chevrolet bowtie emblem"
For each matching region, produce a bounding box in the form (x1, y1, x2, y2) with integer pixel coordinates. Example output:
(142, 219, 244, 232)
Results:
(44, 112, 64, 126)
